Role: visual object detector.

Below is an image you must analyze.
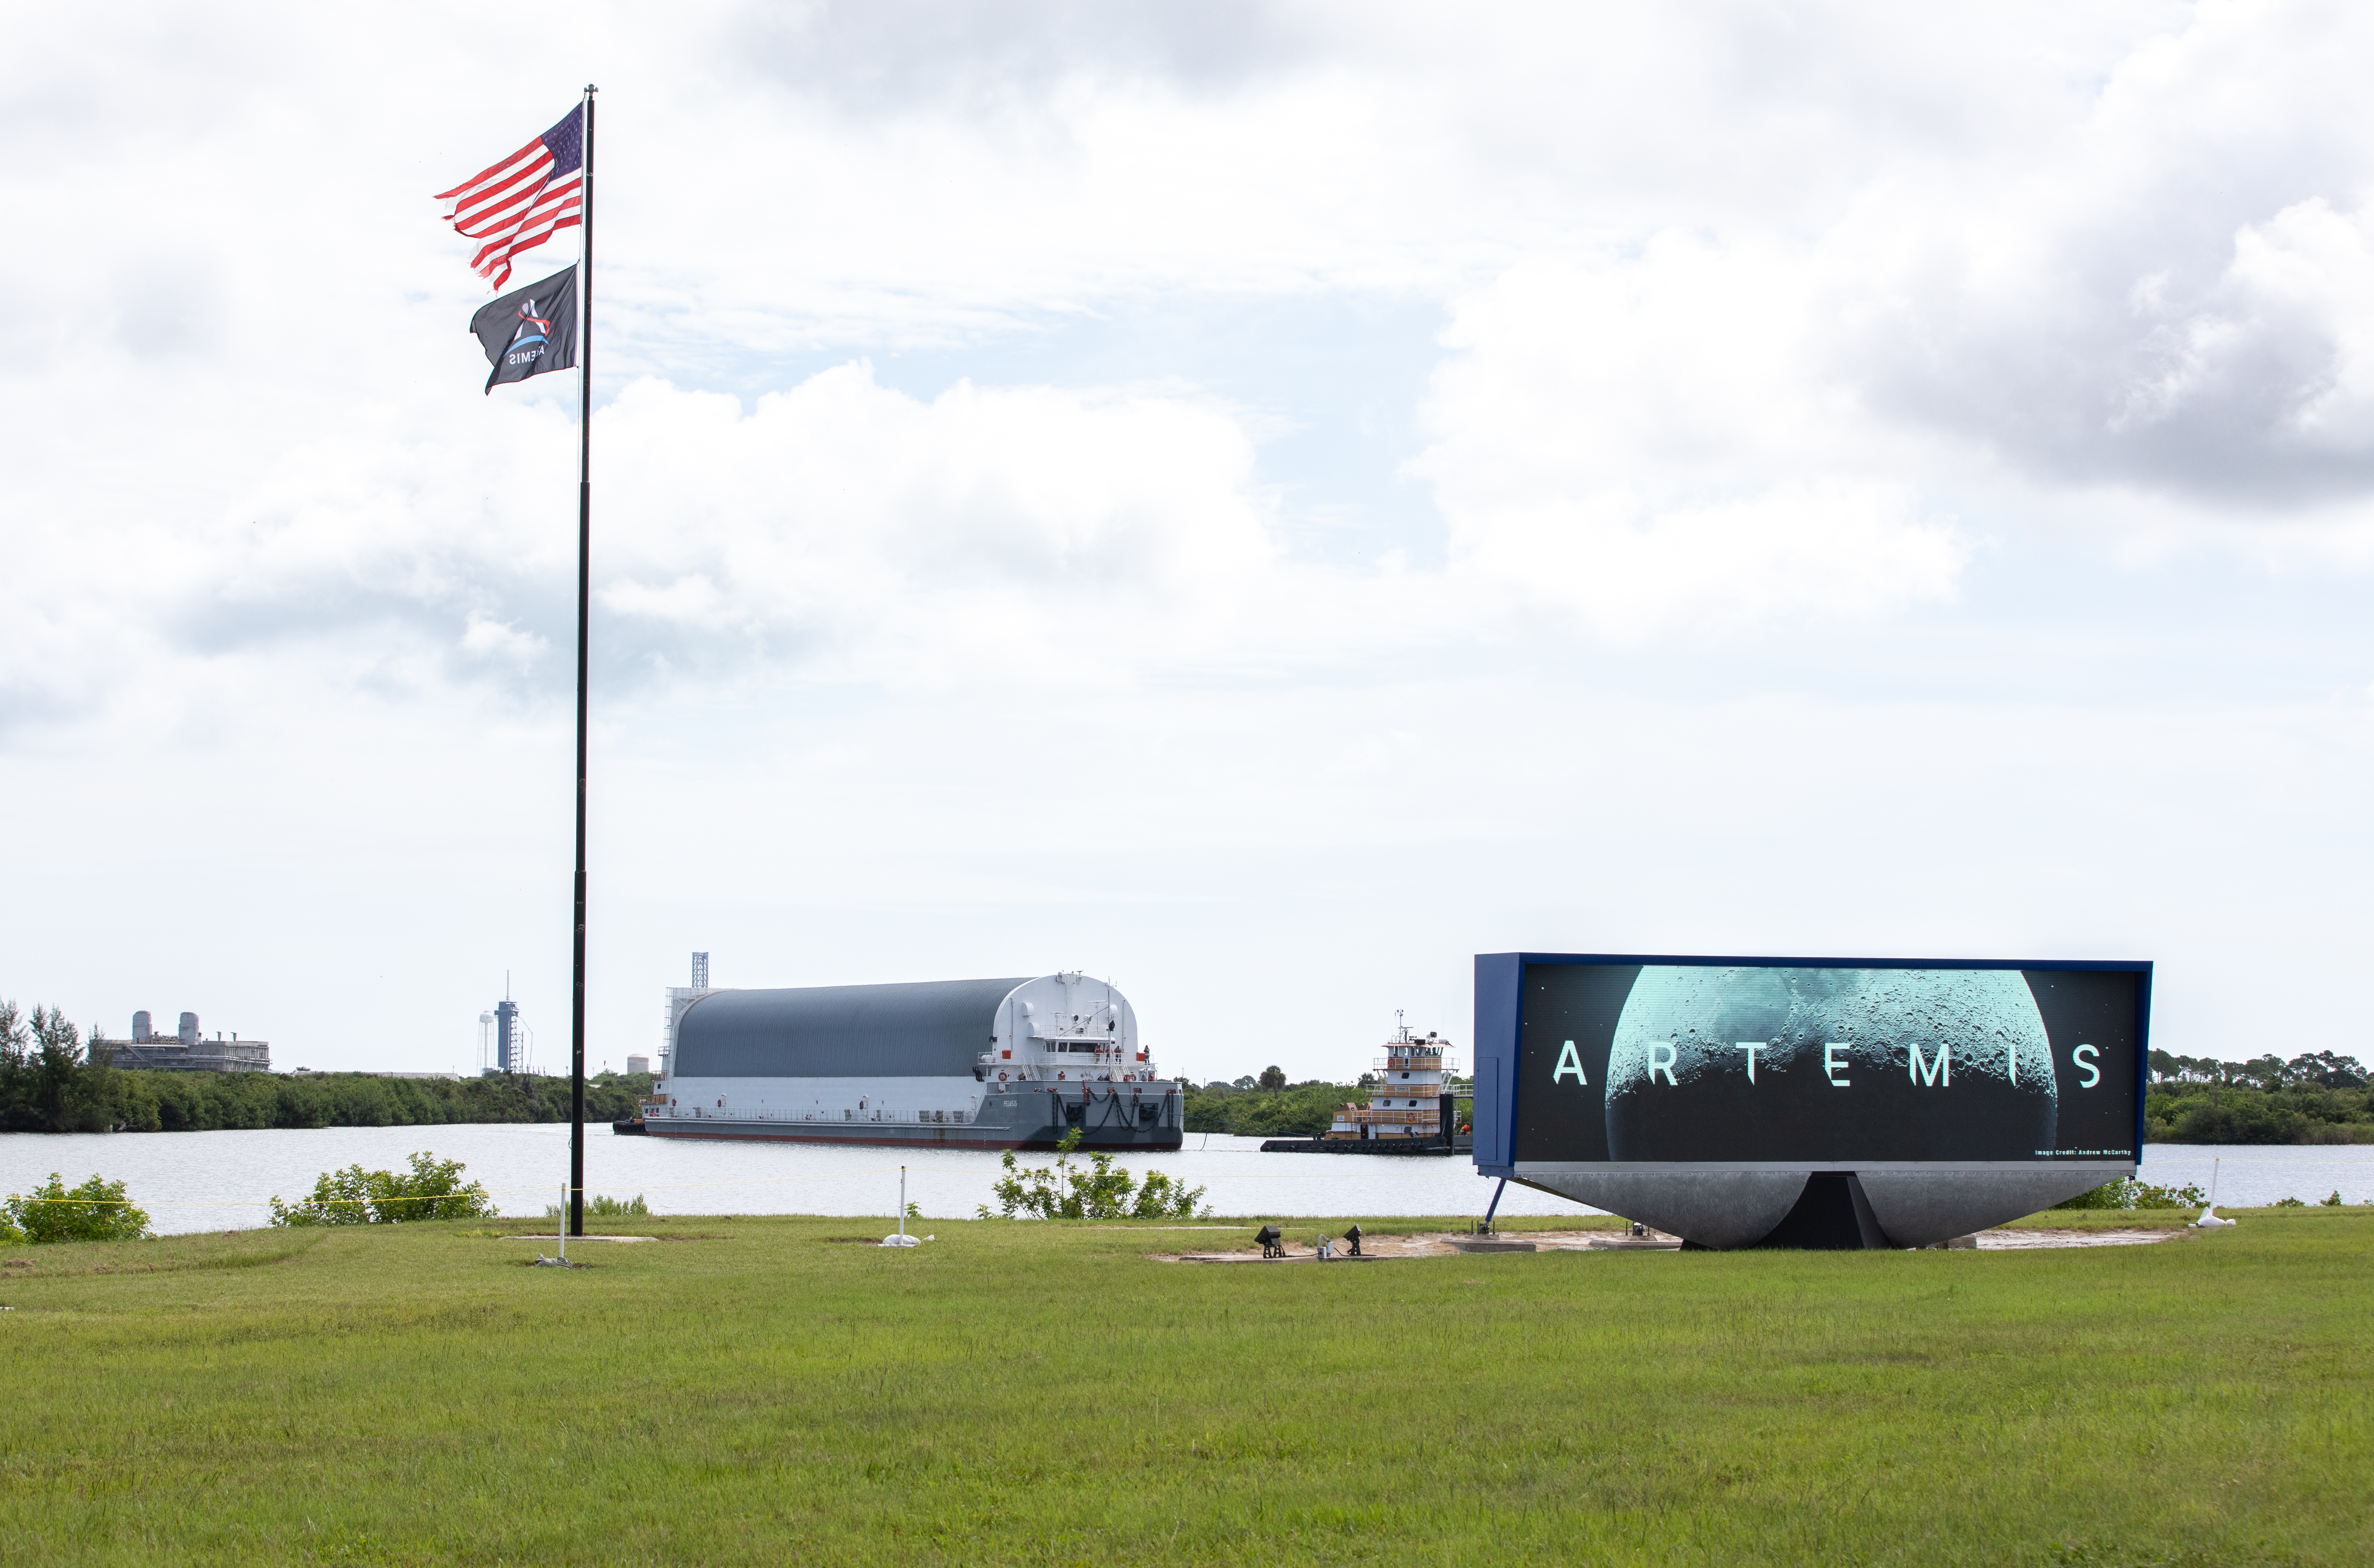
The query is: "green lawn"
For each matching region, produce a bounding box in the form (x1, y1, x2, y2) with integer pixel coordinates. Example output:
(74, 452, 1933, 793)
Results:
(0, 1208, 2366, 1565)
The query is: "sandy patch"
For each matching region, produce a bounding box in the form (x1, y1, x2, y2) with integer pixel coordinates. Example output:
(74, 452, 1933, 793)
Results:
(1157, 1226, 2194, 1260)
(1158, 1231, 1630, 1263)
(1976, 1227, 2192, 1249)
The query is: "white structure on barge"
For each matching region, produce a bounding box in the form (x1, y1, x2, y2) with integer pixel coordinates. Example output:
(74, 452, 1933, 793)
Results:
(644, 972, 1180, 1150)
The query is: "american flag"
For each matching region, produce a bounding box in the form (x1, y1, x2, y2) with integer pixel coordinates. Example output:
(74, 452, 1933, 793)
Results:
(435, 105, 584, 289)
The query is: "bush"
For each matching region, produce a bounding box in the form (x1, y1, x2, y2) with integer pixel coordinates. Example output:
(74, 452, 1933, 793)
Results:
(980, 1130, 1210, 1220)
(2053, 1177, 2207, 1211)
(3, 1172, 153, 1242)
(270, 1152, 497, 1226)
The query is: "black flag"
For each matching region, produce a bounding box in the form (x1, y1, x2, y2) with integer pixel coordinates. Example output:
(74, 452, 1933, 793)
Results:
(469, 266, 578, 394)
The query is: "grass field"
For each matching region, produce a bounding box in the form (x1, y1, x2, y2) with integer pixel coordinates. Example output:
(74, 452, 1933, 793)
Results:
(0, 1208, 2366, 1565)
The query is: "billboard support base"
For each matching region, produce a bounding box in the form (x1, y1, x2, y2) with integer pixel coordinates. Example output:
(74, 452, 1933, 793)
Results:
(1750, 1171, 1888, 1250)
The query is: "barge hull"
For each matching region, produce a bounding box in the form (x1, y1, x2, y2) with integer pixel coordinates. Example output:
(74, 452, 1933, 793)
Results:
(645, 1082, 1182, 1151)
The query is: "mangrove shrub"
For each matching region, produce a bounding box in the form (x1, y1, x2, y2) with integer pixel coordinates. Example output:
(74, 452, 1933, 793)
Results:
(3, 1173, 153, 1242)
(270, 1152, 498, 1226)
(981, 1130, 1210, 1220)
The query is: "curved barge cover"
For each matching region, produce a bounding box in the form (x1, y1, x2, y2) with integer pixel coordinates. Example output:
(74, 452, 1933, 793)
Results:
(672, 977, 1030, 1079)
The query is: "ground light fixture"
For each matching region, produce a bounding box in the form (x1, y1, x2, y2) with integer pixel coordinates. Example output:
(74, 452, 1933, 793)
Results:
(1342, 1224, 1363, 1257)
(1255, 1224, 1285, 1259)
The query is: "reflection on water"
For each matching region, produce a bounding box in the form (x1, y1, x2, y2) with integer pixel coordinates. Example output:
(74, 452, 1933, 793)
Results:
(0, 1124, 2363, 1235)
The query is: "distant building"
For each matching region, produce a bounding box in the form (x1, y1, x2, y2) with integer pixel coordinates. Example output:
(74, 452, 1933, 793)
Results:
(104, 1010, 270, 1073)
(625, 1054, 650, 1075)
(477, 990, 532, 1075)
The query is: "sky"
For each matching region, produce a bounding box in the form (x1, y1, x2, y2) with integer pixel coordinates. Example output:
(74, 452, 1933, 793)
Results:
(4, 1, 2371, 1081)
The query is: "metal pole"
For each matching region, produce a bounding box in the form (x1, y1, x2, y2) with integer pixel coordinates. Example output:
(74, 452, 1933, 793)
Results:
(1482, 1176, 1507, 1232)
(567, 84, 597, 1241)
(899, 1167, 907, 1240)
(558, 1182, 568, 1265)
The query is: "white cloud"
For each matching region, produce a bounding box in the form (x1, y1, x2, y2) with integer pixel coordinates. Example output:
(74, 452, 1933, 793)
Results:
(589, 366, 1287, 687)
(2136, 197, 2374, 455)
(1416, 244, 1969, 638)
(459, 615, 548, 673)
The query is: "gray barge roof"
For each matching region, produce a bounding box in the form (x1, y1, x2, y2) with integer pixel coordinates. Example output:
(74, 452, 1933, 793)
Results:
(671, 977, 1032, 1079)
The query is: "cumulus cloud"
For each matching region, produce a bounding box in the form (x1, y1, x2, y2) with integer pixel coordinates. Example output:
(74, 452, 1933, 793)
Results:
(1814, 1, 2374, 514)
(588, 366, 1285, 686)
(1416, 243, 1969, 638)
(9, 364, 1298, 713)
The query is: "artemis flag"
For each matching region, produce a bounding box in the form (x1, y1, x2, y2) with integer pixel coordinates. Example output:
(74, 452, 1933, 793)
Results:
(469, 267, 578, 394)
(435, 105, 585, 289)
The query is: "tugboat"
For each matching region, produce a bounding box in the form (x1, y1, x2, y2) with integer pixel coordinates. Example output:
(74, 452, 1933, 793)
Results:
(1260, 1016, 1470, 1155)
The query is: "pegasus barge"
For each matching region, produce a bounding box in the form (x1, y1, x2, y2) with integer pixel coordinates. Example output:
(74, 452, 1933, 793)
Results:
(640, 972, 1182, 1150)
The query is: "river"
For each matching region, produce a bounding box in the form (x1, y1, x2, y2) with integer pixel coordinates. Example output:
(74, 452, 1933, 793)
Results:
(0, 1126, 2364, 1235)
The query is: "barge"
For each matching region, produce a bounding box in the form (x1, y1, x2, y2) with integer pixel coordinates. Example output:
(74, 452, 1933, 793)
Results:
(641, 972, 1182, 1150)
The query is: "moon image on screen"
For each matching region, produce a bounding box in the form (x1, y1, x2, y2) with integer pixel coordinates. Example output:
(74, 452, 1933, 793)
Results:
(1604, 967, 2056, 1162)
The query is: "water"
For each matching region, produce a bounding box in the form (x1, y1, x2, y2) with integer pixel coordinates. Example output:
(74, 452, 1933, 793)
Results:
(2133, 1144, 2374, 1210)
(0, 1126, 1542, 1234)
(0, 1126, 2363, 1235)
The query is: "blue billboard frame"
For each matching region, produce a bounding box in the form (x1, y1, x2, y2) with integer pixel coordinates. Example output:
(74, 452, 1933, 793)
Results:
(1471, 953, 2154, 1176)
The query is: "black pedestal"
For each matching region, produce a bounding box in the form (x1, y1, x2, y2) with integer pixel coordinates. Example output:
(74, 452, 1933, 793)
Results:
(1751, 1171, 1889, 1249)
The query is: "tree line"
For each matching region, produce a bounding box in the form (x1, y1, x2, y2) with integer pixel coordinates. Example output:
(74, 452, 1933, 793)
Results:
(2144, 1048, 2371, 1144)
(1182, 1070, 1471, 1139)
(1178, 1060, 2372, 1146)
(2150, 1048, 2366, 1089)
(0, 1000, 650, 1134)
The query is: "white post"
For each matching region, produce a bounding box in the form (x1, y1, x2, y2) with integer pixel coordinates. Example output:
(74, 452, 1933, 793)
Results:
(899, 1166, 907, 1239)
(559, 1182, 568, 1264)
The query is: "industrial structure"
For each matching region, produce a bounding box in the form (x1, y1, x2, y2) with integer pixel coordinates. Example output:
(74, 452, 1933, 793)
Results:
(645, 969, 1180, 1149)
(477, 985, 532, 1075)
(104, 1011, 270, 1073)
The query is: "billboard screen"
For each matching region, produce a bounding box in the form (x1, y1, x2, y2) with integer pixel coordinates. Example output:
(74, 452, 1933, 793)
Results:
(1485, 956, 2149, 1167)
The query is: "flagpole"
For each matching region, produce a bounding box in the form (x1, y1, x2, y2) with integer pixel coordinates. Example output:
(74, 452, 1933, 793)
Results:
(568, 83, 596, 1240)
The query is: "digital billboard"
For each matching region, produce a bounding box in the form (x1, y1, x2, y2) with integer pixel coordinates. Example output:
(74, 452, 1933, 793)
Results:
(1474, 956, 2150, 1171)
